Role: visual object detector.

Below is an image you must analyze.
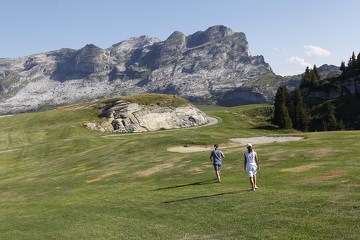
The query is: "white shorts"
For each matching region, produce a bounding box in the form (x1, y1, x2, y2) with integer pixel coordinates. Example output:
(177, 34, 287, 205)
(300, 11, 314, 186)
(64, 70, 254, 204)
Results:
(246, 165, 257, 178)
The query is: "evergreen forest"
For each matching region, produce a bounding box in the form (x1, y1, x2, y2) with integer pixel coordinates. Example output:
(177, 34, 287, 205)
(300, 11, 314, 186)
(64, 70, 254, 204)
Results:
(273, 52, 360, 131)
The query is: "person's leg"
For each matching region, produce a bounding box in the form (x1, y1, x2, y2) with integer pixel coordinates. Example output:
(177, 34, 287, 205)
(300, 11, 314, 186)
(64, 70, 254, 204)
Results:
(253, 174, 257, 189)
(249, 177, 255, 190)
(248, 169, 255, 190)
(214, 165, 221, 182)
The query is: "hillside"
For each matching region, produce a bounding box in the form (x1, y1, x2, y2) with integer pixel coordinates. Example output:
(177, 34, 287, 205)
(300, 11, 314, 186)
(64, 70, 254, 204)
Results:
(300, 66, 360, 130)
(0, 103, 359, 239)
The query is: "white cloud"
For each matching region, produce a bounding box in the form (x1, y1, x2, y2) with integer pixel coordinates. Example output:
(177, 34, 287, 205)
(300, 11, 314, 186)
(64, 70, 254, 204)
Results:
(304, 45, 331, 57)
(287, 56, 312, 68)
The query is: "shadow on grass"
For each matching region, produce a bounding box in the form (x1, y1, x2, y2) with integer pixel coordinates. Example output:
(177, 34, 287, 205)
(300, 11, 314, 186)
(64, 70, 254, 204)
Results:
(162, 190, 244, 204)
(154, 179, 216, 191)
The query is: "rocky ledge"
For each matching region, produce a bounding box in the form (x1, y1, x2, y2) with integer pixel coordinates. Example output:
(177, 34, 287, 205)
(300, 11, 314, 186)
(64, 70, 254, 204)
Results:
(84, 99, 208, 133)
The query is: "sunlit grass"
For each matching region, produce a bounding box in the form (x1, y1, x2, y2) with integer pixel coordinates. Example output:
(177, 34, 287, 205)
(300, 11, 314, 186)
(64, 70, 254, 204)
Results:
(0, 102, 359, 239)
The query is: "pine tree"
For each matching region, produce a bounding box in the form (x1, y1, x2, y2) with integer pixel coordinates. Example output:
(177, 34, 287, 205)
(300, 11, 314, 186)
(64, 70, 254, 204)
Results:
(278, 103, 293, 129)
(300, 66, 320, 88)
(285, 86, 294, 123)
(352, 52, 356, 69)
(300, 66, 312, 88)
(292, 87, 309, 131)
(340, 61, 346, 72)
(313, 65, 320, 80)
(323, 102, 338, 131)
(273, 86, 285, 126)
(348, 52, 357, 71)
(273, 86, 293, 129)
(310, 65, 320, 87)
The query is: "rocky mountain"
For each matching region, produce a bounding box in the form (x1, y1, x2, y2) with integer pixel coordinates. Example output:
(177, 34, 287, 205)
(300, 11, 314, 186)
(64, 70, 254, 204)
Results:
(0, 25, 339, 114)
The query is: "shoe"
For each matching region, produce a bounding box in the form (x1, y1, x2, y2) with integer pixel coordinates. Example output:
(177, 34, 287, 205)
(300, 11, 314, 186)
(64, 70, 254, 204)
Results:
(216, 179, 221, 183)
(251, 188, 255, 191)
(255, 186, 258, 189)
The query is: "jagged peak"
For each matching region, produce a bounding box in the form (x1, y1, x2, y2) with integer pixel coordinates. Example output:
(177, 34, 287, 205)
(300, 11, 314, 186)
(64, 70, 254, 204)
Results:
(80, 44, 102, 50)
(166, 31, 186, 40)
(162, 31, 186, 51)
(204, 25, 234, 36)
(109, 36, 160, 51)
(186, 25, 238, 48)
(76, 44, 103, 60)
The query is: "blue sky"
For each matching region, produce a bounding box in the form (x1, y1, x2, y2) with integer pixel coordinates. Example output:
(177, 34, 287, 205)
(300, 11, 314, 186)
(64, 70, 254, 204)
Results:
(1, 0, 359, 76)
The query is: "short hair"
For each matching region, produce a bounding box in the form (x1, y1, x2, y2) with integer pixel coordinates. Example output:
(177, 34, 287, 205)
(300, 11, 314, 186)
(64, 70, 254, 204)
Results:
(214, 144, 219, 148)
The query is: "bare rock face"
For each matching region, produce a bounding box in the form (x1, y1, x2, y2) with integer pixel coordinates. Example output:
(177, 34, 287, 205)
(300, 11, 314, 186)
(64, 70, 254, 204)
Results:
(343, 76, 360, 95)
(0, 25, 274, 114)
(84, 100, 208, 133)
(0, 25, 341, 114)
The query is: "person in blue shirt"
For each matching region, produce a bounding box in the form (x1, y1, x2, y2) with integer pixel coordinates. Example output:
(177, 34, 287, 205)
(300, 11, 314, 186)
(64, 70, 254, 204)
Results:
(210, 144, 225, 182)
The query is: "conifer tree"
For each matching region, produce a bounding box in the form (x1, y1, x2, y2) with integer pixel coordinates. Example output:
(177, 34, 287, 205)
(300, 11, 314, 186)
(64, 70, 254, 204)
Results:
(313, 65, 320, 81)
(285, 86, 294, 123)
(323, 102, 338, 131)
(300, 66, 320, 88)
(300, 66, 312, 88)
(278, 103, 293, 129)
(273, 86, 293, 129)
(292, 87, 309, 131)
(348, 52, 356, 71)
(340, 61, 346, 72)
(310, 65, 320, 87)
(351, 52, 356, 69)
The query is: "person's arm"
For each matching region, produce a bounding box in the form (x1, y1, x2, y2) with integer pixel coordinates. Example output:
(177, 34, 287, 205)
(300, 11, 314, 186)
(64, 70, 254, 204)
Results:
(255, 153, 260, 171)
(243, 153, 247, 170)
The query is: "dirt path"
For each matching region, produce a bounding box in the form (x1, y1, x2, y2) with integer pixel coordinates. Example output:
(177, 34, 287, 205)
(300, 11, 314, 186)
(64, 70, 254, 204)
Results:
(167, 136, 303, 153)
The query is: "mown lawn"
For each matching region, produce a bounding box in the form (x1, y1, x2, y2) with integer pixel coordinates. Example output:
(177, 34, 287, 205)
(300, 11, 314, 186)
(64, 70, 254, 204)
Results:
(0, 104, 359, 239)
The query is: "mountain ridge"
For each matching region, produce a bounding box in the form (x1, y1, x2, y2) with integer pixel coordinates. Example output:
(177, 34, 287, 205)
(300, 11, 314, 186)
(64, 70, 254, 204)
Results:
(0, 25, 340, 114)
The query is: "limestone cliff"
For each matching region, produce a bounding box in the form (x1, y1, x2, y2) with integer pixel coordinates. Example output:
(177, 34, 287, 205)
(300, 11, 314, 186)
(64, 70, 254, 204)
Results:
(84, 98, 208, 133)
(0, 25, 340, 114)
(0, 25, 273, 114)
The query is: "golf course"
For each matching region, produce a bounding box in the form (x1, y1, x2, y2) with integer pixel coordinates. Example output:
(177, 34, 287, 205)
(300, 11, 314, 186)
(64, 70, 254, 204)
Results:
(0, 101, 359, 239)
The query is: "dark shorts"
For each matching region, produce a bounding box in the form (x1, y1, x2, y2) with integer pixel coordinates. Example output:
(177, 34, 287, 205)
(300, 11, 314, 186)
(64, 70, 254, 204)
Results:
(213, 164, 222, 172)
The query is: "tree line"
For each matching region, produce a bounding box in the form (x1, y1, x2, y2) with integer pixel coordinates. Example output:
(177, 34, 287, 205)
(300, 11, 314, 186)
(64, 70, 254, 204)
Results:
(340, 52, 360, 76)
(272, 52, 360, 132)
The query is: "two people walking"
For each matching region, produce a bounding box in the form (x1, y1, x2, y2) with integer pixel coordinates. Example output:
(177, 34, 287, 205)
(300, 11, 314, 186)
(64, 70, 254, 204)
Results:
(209, 143, 260, 191)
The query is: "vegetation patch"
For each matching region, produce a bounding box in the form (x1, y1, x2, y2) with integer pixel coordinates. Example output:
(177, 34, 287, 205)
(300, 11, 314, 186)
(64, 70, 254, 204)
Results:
(59, 93, 191, 111)
(282, 163, 322, 173)
(298, 169, 347, 184)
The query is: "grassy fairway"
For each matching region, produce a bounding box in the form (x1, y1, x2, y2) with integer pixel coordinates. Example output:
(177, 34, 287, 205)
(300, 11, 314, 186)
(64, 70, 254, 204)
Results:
(0, 104, 359, 239)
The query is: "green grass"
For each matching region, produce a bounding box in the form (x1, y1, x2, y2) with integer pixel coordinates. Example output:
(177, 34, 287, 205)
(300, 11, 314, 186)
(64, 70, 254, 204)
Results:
(0, 103, 359, 239)
(62, 93, 191, 110)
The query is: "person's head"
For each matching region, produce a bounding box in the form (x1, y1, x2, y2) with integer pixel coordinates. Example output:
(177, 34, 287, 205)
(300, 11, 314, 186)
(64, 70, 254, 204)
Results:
(246, 143, 252, 151)
(214, 144, 219, 149)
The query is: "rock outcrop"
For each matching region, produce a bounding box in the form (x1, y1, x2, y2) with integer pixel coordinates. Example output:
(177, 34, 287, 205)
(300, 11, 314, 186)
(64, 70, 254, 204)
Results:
(84, 100, 208, 133)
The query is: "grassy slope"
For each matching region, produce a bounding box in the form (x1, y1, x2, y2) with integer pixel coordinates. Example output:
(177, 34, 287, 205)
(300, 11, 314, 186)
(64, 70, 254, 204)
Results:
(0, 104, 359, 239)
